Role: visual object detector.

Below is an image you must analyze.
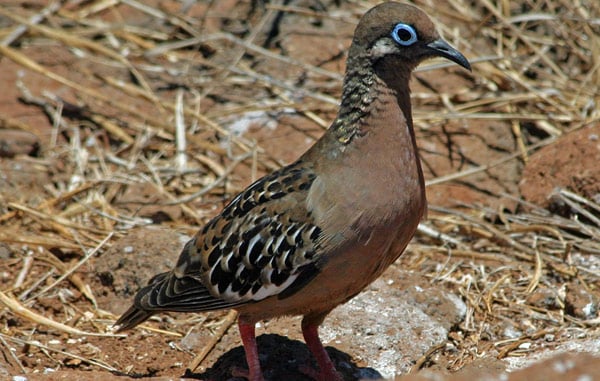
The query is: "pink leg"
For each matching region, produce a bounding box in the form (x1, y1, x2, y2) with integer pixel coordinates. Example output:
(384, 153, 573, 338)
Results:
(233, 320, 265, 381)
(301, 321, 343, 381)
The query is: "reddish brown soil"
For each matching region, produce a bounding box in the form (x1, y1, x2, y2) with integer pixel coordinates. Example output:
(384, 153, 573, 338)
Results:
(519, 123, 600, 209)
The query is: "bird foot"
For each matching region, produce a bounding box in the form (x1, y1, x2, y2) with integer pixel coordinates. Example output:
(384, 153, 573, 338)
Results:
(298, 364, 343, 381)
(230, 365, 265, 381)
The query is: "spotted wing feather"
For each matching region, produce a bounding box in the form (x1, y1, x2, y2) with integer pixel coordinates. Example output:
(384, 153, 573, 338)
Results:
(198, 164, 322, 302)
(122, 163, 323, 320)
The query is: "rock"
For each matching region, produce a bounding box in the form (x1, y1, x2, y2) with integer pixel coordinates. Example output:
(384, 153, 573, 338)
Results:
(324, 266, 466, 379)
(565, 281, 599, 320)
(390, 352, 600, 381)
(502, 351, 600, 381)
(519, 123, 600, 208)
(526, 287, 562, 310)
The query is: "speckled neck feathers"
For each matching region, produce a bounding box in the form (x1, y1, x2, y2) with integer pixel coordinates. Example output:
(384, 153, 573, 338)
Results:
(331, 43, 413, 145)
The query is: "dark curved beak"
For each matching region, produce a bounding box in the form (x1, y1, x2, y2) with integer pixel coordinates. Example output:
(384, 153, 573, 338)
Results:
(427, 39, 471, 71)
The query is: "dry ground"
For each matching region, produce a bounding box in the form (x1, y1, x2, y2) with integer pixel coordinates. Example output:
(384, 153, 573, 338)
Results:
(0, 0, 599, 380)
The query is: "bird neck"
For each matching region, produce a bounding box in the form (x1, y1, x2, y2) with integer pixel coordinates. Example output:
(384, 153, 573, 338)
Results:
(331, 51, 414, 144)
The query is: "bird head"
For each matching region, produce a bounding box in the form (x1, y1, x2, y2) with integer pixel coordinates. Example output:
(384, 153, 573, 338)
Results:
(352, 2, 471, 72)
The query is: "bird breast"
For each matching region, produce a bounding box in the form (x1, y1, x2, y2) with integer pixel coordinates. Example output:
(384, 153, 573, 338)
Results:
(318, 86, 425, 230)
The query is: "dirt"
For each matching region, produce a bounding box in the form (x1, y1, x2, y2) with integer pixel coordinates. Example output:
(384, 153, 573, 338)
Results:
(519, 123, 600, 209)
(1, 0, 599, 380)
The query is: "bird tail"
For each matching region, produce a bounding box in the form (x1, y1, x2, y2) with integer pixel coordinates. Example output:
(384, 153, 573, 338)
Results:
(114, 270, 244, 332)
(114, 271, 170, 332)
(114, 305, 154, 332)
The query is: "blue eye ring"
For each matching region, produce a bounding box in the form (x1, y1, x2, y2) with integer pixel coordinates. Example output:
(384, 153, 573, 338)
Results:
(391, 23, 418, 46)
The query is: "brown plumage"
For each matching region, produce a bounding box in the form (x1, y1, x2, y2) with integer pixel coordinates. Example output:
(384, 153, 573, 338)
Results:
(115, 2, 470, 380)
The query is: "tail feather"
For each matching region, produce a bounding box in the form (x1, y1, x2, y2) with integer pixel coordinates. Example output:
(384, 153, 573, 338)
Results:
(114, 271, 169, 332)
(115, 305, 154, 332)
(115, 270, 243, 331)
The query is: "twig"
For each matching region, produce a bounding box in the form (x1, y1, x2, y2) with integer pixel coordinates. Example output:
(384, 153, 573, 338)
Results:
(13, 251, 34, 289)
(0, 333, 121, 372)
(409, 342, 447, 373)
(0, 291, 123, 337)
(165, 151, 254, 205)
(26, 233, 113, 303)
(425, 136, 556, 186)
(145, 31, 343, 81)
(175, 89, 188, 172)
(417, 223, 463, 247)
(37, 248, 97, 306)
(0, 333, 26, 374)
(1, 1, 62, 46)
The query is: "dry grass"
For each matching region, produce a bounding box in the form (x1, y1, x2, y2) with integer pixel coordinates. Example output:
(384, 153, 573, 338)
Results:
(0, 0, 599, 376)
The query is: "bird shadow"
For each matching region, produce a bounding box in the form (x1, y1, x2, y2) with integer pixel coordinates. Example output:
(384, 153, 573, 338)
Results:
(183, 333, 383, 381)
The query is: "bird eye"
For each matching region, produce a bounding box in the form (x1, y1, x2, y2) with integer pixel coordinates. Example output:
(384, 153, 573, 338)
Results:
(391, 23, 417, 46)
